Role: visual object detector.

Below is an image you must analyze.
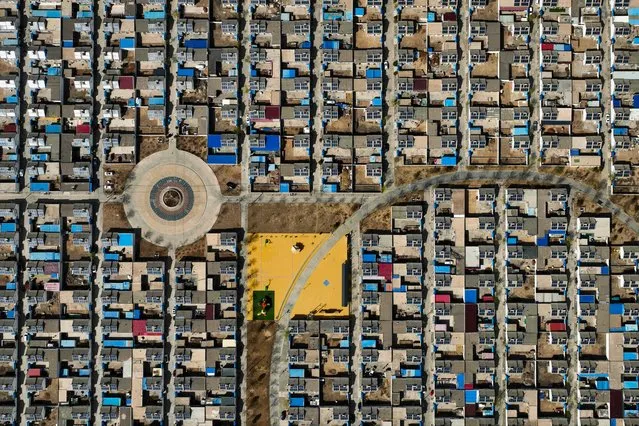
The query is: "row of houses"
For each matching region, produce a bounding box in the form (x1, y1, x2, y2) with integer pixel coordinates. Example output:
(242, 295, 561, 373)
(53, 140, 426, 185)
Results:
(175, 0, 241, 165)
(100, 228, 167, 425)
(0, 204, 20, 424)
(248, 0, 315, 192)
(394, 0, 461, 166)
(0, 2, 21, 191)
(22, 0, 95, 192)
(316, 0, 385, 192)
(172, 232, 240, 424)
(22, 202, 95, 424)
(465, 0, 533, 165)
(537, 0, 608, 168)
(611, 0, 639, 193)
(101, 0, 167, 168)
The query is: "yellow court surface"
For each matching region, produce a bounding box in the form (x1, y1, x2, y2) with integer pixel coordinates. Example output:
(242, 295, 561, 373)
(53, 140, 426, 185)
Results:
(246, 233, 349, 320)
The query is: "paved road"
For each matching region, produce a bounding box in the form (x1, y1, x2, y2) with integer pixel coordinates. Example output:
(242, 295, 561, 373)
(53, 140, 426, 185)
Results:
(311, 3, 325, 193)
(239, 0, 253, 195)
(383, 0, 397, 187)
(494, 188, 508, 425)
(167, 0, 179, 150)
(458, 0, 470, 168)
(267, 168, 639, 425)
(565, 194, 580, 422)
(17, 5, 31, 424)
(601, 0, 613, 189)
(18, 212, 29, 426)
(165, 247, 177, 425)
(529, 3, 542, 167)
(349, 226, 363, 424)
(238, 202, 249, 426)
(422, 187, 435, 426)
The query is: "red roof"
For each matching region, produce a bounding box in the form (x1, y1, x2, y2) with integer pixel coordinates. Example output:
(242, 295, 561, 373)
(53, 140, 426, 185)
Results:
(206, 304, 214, 320)
(465, 304, 478, 332)
(119, 76, 134, 90)
(76, 124, 91, 134)
(378, 263, 392, 282)
(547, 322, 566, 332)
(28, 368, 41, 377)
(443, 12, 456, 21)
(542, 43, 554, 51)
(3, 123, 16, 133)
(265, 106, 280, 120)
(413, 79, 428, 91)
(465, 404, 477, 417)
(435, 294, 451, 303)
(132, 320, 147, 337)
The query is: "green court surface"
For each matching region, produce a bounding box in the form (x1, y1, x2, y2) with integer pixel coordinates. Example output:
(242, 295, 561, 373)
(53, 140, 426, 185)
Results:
(252, 290, 275, 320)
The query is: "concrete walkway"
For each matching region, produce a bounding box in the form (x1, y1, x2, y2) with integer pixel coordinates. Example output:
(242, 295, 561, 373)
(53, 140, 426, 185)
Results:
(123, 147, 222, 249)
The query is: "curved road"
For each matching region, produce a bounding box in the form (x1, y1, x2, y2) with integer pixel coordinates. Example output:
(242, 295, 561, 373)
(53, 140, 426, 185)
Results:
(268, 169, 637, 425)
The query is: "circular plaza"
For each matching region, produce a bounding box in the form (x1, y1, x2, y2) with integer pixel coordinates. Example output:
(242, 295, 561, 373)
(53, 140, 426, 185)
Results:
(124, 148, 222, 247)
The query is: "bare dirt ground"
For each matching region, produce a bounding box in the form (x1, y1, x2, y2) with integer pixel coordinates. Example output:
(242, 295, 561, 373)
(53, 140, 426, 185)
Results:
(177, 136, 207, 160)
(211, 203, 241, 230)
(212, 165, 242, 196)
(176, 236, 207, 261)
(102, 203, 132, 232)
(611, 194, 639, 221)
(139, 238, 168, 259)
(543, 166, 607, 192)
(247, 321, 276, 426)
(612, 216, 636, 245)
(361, 206, 391, 233)
(248, 203, 359, 233)
(395, 166, 450, 185)
(573, 195, 609, 216)
(139, 136, 168, 161)
(103, 165, 134, 194)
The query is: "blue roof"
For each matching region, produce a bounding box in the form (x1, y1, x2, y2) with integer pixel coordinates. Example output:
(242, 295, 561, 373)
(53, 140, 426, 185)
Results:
(610, 303, 624, 315)
(117, 233, 135, 247)
(434, 265, 451, 274)
(120, 38, 135, 49)
(30, 182, 50, 192)
(289, 369, 305, 378)
(282, 69, 297, 78)
(185, 39, 207, 49)
(177, 68, 195, 77)
(264, 135, 281, 151)
(322, 40, 339, 49)
(290, 397, 305, 407)
(143, 10, 165, 19)
(465, 289, 478, 304)
(440, 155, 457, 166)
(207, 135, 222, 148)
(322, 183, 338, 192)
(208, 154, 237, 165)
(366, 69, 382, 78)
(362, 253, 376, 263)
(0, 222, 16, 232)
(579, 294, 596, 304)
(513, 126, 528, 136)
